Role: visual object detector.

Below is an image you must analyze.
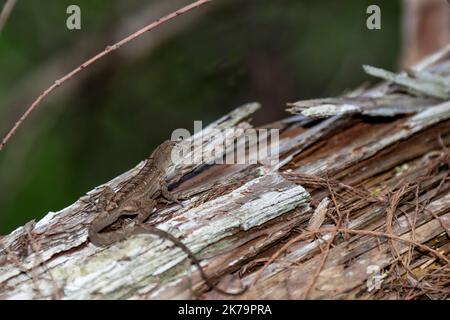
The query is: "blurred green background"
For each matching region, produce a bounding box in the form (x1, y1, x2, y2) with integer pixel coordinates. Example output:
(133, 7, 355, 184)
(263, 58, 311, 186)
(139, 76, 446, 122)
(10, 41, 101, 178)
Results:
(0, 0, 400, 234)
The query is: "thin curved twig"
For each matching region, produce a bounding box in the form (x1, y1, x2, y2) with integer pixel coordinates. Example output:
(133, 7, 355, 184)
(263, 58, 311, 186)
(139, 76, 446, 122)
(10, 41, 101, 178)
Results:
(0, 0, 212, 151)
(0, 0, 17, 33)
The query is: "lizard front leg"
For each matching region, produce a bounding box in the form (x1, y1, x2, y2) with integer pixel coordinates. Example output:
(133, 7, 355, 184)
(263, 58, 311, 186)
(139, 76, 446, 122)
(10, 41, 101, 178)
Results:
(96, 186, 115, 211)
(82, 185, 115, 212)
(90, 198, 155, 246)
(160, 183, 182, 205)
(134, 198, 156, 224)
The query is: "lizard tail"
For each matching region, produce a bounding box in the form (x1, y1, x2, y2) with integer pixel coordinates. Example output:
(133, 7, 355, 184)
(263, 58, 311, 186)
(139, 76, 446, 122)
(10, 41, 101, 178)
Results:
(133, 225, 248, 296)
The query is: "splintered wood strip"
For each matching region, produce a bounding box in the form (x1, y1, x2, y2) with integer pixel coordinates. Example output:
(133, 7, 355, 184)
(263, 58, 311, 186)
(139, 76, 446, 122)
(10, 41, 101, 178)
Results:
(307, 198, 330, 231)
(408, 101, 450, 128)
(167, 102, 261, 180)
(287, 95, 437, 118)
(363, 65, 450, 99)
(291, 100, 450, 177)
(275, 116, 352, 170)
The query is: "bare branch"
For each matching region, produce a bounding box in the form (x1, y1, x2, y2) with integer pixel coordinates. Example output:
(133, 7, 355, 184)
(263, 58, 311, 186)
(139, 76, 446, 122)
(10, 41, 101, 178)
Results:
(0, 0, 17, 32)
(0, 0, 212, 151)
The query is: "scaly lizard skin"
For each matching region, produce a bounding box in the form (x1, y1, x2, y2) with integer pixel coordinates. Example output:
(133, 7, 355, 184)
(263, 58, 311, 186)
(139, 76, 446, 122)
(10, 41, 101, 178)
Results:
(88, 140, 247, 296)
(88, 140, 178, 246)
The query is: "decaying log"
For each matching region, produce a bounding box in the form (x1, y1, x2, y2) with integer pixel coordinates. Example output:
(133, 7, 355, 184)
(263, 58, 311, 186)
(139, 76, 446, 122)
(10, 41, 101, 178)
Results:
(0, 103, 310, 299)
(1, 46, 450, 300)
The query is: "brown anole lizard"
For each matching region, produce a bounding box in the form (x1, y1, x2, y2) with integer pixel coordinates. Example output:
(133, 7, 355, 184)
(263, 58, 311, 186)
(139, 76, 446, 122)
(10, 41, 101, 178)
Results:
(88, 140, 247, 296)
(88, 140, 178, 246)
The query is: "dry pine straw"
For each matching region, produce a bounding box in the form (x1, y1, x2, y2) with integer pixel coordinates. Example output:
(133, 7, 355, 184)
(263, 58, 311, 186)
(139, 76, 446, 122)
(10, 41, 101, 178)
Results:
(251, 151, 450, 299)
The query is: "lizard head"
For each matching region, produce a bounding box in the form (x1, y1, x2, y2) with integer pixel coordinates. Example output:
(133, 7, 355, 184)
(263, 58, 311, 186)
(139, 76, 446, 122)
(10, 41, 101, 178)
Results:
(151, 139, 178, 167)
